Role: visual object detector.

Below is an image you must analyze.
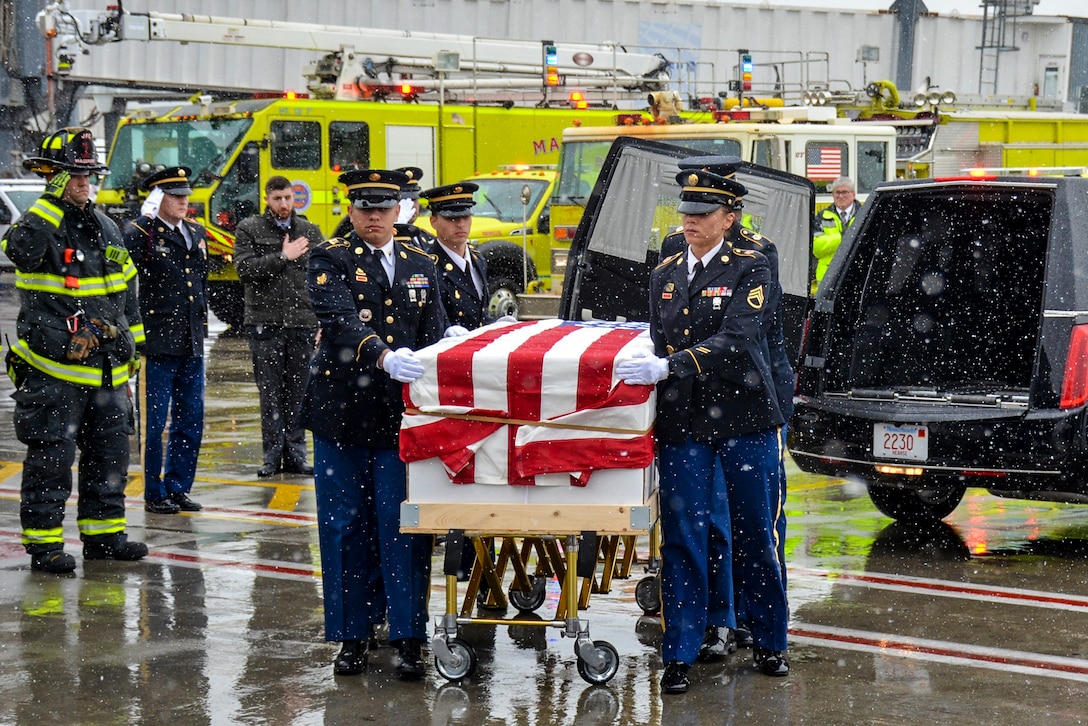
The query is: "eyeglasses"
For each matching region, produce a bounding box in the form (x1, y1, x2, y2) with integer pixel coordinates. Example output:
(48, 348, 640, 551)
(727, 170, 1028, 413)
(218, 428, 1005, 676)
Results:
(832, 190, 853, 195)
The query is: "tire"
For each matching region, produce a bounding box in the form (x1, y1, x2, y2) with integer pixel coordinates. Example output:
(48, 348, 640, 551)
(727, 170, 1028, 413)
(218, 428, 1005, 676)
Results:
(434, 637, 477, 682)
(487, 278, 521, 319)
(635, 575, 661, 614)
(576, 640, 620, 685)
(867, 482, 966, 522)
(508, 574, 547, 612)
(207, 280, 246, 330)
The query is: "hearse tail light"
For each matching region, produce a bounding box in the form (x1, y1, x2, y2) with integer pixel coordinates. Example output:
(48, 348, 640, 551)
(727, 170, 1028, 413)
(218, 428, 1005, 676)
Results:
(1060, 324, 1088, 409)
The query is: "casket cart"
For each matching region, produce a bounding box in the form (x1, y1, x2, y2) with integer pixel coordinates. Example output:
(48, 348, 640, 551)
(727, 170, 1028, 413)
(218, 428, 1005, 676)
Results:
(399, 320, 658, 684)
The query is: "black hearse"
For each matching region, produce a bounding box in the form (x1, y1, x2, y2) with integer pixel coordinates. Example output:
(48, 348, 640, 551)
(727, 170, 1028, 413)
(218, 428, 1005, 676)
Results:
(790, 175, 1088, 521)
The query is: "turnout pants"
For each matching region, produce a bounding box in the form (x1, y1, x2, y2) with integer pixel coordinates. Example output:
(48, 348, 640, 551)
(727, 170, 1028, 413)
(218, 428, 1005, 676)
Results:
(14, 369, 132, 553)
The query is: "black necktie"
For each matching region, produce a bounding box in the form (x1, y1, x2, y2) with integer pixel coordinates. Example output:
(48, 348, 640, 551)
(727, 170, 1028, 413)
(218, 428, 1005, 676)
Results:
(692, 261, 704, 281)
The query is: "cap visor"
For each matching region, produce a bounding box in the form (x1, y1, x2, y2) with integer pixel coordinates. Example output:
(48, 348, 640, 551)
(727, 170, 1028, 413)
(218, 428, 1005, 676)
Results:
(677, 200, 722, 215)
(435, 207, 474, 218)
(164, 185, 193, 195)
(353, 198, 399, 209)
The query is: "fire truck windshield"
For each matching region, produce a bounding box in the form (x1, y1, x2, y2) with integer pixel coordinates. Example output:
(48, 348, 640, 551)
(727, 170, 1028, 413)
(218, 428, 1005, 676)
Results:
(103, 118, 255, 191)
(473, 178, 551, 222)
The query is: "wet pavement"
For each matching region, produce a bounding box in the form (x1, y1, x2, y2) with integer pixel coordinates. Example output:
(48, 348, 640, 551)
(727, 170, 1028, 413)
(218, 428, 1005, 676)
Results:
(2, 279, 1088, 724)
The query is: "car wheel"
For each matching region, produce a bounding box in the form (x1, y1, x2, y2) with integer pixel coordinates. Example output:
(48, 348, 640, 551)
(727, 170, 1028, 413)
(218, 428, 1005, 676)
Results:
(867, 482, 965, 522)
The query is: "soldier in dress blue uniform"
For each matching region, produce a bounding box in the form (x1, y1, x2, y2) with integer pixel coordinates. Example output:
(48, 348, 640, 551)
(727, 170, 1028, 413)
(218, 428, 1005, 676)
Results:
(123, 166, 209, 516)
(661, 156, 795, 653)
(617, 169, 789, 694)
(420, 181, 494, 331)
(300, 168, 448, 680)
(393, 166, 438, 248)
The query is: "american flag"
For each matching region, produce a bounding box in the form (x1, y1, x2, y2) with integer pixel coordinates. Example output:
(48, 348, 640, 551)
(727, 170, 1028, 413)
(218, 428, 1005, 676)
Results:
(400, 320, 656, 486)
(806, 145, 844, 181)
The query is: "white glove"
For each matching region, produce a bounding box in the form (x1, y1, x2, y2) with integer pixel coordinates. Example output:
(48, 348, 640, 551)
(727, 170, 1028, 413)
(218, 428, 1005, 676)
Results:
(444, 325, 470, 338)
(397, 198, 415, 224)
(141, 187, 164, 218)
(616, 352, 669, 385)
(495, 315, 518, 324)
(381, 348, 424, 383)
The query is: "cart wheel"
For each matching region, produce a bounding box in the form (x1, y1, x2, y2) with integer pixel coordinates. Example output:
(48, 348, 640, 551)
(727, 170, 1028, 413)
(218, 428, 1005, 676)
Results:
(635, 575, 661, 614)
(434, 637, 477, 682)
(576, 640, 620, 685)
(509, 574, 547, 612)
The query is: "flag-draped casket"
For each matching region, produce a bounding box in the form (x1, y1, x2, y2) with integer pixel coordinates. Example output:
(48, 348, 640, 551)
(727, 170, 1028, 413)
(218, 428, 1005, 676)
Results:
(399, 319, 658, 535)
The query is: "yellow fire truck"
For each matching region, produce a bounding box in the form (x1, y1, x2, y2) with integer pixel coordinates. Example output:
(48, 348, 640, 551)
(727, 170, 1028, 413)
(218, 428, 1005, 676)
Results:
(41, 5, 670, 325)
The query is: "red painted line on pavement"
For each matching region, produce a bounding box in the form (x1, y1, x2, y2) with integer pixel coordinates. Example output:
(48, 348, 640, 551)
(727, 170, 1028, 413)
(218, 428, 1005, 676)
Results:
(791, 566, 1088, 610)
(149, 549, 319, 578)
(790, 625, 1088, 678)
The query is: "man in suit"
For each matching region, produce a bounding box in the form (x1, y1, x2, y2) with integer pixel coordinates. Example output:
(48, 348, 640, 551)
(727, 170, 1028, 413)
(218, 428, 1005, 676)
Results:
(123, 166, 209, 515)
(617, 169, 789, 694)
(300, 168, 448, 680)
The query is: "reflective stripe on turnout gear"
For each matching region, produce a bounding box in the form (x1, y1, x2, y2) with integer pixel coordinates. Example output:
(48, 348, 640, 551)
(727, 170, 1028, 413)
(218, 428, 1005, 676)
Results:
(77, 517, 126, 538)
(11, 338, 130, 387)
(21, 527, 65, 547)
(14, 260, 136, 297)
(26, 199, 64, 228)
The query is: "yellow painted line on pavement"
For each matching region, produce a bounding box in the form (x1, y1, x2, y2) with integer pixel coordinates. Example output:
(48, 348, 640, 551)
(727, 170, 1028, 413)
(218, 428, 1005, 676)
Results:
(267, 484, 304, 511)
(0, 462, 23, 481)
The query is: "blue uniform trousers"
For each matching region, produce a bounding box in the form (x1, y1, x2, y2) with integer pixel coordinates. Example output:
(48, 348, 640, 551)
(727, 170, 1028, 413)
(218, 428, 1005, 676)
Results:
(711, 425, 789, 630)
(313, 436, 429, 643)
(143, 354, 204, 501)
(660, 428, 788, 664)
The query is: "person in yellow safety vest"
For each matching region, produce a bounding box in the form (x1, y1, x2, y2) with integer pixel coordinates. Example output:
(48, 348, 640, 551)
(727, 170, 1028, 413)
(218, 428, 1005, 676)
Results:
(812, 176, 861, 295)
(1, 127, 148, 574)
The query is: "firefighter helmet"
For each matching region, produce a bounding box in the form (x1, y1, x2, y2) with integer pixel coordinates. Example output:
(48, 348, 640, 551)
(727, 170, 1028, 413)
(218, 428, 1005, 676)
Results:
(22, 127, 110, 177)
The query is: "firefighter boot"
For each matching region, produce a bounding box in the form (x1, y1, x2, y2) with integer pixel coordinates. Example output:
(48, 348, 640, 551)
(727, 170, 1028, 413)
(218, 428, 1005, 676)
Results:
(83, 534, 149, 561)
(31, 549, 77, 574)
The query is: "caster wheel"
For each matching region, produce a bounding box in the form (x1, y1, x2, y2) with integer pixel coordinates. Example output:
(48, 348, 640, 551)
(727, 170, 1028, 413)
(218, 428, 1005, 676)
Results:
(577, 640, 620, 685)
(509, 574, 547, 612)
(635, 575, 661, 614)
(434, 637, 477, 682)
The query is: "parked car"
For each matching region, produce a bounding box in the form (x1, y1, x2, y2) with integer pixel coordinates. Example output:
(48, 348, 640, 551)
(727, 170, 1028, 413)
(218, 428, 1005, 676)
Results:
(789, 174, 1088, 521)
(0, 179, 45, 270)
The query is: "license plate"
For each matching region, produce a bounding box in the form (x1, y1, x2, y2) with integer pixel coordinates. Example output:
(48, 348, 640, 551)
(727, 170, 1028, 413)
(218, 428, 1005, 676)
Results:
(873, 423, 928, 461)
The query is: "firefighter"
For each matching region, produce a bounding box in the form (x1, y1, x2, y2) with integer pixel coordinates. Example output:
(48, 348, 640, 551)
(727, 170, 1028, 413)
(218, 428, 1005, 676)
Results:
(812, 176, 861, 294)
(300, 168, 448, 679)
(2, 127, 147, 573)
(617, 169, 789, 693)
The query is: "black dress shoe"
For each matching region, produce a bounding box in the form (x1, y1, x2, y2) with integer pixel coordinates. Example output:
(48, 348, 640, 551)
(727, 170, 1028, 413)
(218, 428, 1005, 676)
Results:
(257, 463, 279, 479)
(84, 536, 149, 561)
(145, 498, 180, 514)
(735, 620, 754, 649)
(394, 638, 425, 680)
(753, 647, 790, 677)
(31, 550, 76, 573)
(661, 661, 690, 694)
(697, 626, 737, 662)
(283, 462, 314, 476)
(170, 492, 203, 512)
(333, 640, 368, 675)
